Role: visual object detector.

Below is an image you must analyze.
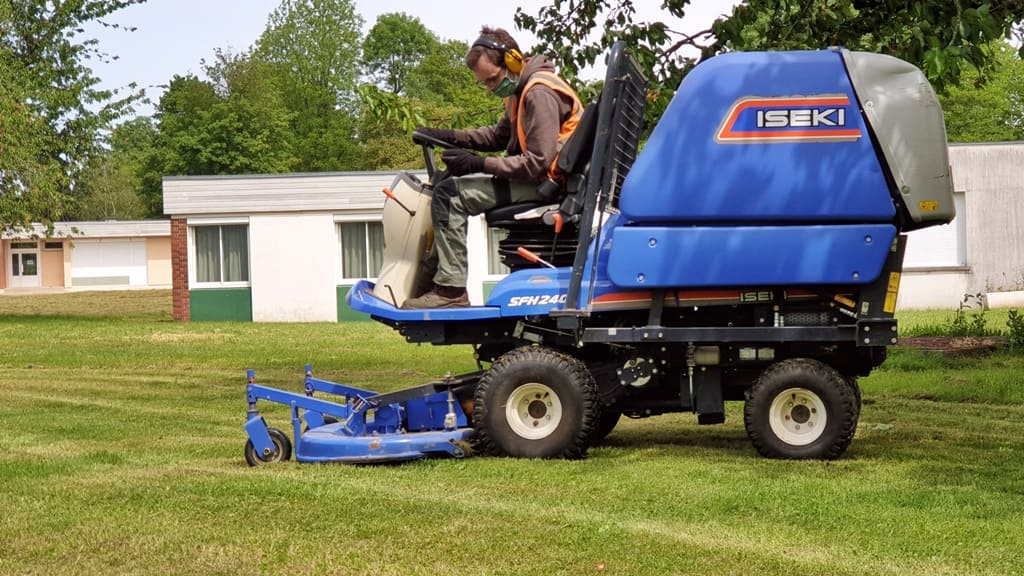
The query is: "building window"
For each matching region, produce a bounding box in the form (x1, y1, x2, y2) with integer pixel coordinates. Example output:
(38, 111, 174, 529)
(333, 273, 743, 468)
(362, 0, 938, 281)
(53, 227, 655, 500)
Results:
(339, 221, 384, 279)
(487, 228, 510, 275)
(194, 224, 249, 284)
(903, 191, 967, 269)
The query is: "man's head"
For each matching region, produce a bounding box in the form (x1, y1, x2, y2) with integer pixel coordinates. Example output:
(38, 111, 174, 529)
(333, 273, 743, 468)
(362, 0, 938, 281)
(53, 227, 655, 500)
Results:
(466, 27, 523, 97)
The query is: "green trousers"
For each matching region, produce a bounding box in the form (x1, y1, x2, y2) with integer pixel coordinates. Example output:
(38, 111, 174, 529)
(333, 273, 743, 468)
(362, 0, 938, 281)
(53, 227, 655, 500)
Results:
(430, 174, 542, 288)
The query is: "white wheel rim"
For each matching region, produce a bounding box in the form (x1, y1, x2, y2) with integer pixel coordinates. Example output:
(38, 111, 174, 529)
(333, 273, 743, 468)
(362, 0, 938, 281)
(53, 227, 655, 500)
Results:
(768, 387, 827, 446)
(505, 382, 562, 440)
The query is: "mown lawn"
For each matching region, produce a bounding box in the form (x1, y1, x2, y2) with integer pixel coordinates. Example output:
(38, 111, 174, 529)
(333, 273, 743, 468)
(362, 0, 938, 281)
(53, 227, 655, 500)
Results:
(1, 291, 1023, 575)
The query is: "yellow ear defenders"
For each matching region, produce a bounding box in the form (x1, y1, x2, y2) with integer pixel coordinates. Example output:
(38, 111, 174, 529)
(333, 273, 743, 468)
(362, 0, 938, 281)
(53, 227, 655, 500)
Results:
(472, 37, 523, 74)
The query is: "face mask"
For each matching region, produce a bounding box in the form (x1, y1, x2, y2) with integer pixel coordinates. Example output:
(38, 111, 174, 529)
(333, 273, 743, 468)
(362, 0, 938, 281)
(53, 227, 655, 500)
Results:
(492, 75, 520, 98)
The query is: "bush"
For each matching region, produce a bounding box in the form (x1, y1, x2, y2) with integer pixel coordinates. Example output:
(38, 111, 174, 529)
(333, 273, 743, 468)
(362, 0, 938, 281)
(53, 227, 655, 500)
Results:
(1008, 309, 1024, 351)
(939, 293, 992, 337)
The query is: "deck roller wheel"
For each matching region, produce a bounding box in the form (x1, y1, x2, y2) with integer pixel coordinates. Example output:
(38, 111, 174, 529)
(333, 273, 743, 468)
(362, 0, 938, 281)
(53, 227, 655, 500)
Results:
(244, 427, 293, 466)
(473, 346, 599, 459)
(743, 358, 858, 460)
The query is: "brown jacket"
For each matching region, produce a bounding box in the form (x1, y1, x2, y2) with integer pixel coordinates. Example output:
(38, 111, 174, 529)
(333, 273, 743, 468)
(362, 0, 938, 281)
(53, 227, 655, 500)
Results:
(452, 55, 577, 183)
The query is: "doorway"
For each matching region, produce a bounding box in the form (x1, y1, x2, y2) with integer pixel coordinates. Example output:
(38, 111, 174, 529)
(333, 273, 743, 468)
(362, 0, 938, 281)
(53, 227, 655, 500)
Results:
(9, 242, 40, 288)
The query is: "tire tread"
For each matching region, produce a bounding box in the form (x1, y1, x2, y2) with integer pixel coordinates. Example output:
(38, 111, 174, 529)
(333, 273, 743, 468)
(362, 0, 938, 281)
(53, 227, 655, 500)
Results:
(744, 358, 857, 460)
(473, 346, 598, 459)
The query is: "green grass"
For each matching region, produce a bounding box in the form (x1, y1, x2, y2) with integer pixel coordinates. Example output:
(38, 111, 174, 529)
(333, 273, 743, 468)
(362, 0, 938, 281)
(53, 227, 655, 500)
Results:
(2, 291, 1024, 575)
(897, 307, 1017, 336)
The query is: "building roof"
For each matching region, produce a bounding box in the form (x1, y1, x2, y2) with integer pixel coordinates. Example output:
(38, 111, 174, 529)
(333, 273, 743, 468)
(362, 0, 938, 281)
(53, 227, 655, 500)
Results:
(4, 220, 170, 239)
(162, 171, 426, 216)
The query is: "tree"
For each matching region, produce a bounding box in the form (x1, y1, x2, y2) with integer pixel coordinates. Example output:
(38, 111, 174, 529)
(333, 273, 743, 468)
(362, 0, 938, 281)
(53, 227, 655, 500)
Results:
(406, 40, 502, 129)
(1, 49, 65, 230)
(941, 41, 1024, 142)
(354, 39, 505, 171)
(74, 118, 156, 220)
(355, 38, 503, 143)
(254, 0, 364, 172)
(362, 13, 438, 94)
(0, 0, 145, 231)
(516, 1, 1024, 102)
(139, 51, 296, 216)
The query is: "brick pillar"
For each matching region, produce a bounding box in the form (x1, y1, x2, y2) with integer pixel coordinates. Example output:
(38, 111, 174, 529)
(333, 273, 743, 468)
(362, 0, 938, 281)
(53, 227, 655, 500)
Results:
(171, 218, 190, 321)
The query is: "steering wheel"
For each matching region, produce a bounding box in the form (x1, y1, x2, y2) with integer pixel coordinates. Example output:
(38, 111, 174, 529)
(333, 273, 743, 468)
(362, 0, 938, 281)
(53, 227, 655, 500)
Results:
(411, 130, 459, 182)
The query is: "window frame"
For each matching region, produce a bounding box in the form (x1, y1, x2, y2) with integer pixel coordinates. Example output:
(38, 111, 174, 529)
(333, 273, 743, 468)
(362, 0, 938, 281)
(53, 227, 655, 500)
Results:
(188, 219, 251, 288)
(335, 214, 384, 282)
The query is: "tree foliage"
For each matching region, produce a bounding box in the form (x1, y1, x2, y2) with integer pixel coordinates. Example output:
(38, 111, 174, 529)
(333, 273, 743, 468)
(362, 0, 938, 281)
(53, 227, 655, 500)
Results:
(406, 40, 503, 129)
(1, 47, 63, 230)
(140, 51, 296, 216)
(362, 13, 438, 94)
(355, 34, 503, 170)
(0, 0, 144, 231)
(74, 117, 156, 220)
(516, 0, 1024, 97)
(256, 0, 362, 106)
(941, 41, 1024, 142)
(254, 0, 364, 172)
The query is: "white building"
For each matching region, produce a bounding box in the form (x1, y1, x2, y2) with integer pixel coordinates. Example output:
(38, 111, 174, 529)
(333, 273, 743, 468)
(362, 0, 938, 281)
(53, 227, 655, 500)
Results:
(162, 171, 500, 321)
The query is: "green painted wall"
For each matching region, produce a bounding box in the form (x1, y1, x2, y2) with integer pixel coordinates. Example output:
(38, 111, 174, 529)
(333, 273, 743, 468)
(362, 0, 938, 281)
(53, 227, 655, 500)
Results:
(190, 288, 252, 321)
(337, 285, 370, 322)
(482, 280, 499, 303)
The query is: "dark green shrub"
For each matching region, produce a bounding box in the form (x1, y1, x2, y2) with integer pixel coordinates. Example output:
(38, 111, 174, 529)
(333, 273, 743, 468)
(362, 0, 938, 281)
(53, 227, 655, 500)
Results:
(1007, 309, 1024, 351)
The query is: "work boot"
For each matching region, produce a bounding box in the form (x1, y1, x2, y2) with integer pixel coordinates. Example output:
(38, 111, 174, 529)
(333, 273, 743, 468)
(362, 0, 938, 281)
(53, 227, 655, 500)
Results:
(401, 286, 469, 309)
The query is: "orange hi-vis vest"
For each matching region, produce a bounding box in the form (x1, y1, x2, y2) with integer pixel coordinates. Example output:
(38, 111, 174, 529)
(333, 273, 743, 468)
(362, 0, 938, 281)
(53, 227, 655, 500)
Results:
(505, 71, 583, 182)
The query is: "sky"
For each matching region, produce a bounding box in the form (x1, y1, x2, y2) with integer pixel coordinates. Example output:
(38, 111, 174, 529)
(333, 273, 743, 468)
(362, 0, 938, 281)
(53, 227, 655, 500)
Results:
(83, 0, 738, 117)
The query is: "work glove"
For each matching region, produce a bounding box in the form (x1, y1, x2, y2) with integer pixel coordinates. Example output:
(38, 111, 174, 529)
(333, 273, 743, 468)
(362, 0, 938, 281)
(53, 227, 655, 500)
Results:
(441, 149, 485, 176)
(412, 127, 456, 146)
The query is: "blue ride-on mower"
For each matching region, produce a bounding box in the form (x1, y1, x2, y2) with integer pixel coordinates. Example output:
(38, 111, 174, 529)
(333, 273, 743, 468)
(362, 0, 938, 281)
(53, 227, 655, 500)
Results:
(243, 41, 955, 465)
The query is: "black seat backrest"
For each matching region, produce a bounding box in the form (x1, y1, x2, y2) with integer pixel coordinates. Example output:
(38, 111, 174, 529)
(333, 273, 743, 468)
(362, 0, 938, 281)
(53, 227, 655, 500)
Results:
(556, 99, 600, 177)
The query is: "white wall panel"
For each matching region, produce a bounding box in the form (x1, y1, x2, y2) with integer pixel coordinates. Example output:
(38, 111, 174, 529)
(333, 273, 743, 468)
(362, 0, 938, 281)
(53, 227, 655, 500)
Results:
(70, 239, 147, 286)
(249, 213, 338, 322)
(896, 270, 969, 310)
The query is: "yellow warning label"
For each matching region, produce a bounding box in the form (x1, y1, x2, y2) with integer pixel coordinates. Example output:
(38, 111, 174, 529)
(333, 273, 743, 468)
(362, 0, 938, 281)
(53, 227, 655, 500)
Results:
(887, 272, 901, 292)
(883, 272, 901, 314)
(884, 292, 898, 314)
(919, 200, 938, 212)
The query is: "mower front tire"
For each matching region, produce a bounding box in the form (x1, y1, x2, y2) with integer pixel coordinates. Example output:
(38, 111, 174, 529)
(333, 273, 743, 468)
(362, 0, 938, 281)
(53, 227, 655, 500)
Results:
(743, 358, 858, 460)
(244, 427, 293, 466)
(473, 346, 599, 459)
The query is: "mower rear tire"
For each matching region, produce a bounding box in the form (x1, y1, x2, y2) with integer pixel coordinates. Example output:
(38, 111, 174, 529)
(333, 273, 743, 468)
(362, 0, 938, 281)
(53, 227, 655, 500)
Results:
(474, 346, 599, 459)
(846, 376, 863, 421)
(589, 408, 622, 445)
(244, 427, 293, 466)
(744, 358, 857, 460)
